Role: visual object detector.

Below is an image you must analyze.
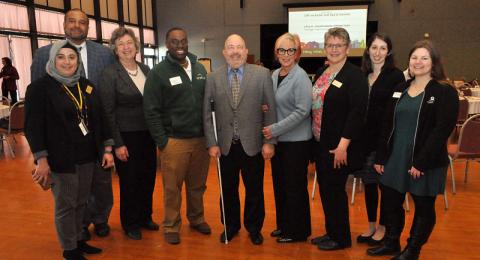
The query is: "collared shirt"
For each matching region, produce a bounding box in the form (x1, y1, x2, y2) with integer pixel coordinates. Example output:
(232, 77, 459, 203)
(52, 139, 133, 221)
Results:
(71, 41, 88, 78)
(183, 56, 192, 81)
(227, 65, 244, 86)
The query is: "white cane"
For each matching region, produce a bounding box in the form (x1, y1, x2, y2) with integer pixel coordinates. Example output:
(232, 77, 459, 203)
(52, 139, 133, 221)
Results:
(210, 99, 228, 244)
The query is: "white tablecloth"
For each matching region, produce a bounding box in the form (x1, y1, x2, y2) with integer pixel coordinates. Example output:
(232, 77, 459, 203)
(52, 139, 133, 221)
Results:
(0, 104, 9, 119)
(470, 88, 480, 97)
(463, 96, 480, 114)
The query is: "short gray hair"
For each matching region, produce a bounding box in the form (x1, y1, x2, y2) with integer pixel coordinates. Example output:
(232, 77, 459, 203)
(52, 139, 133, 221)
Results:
(324, 27, 351, 46)
(109, 27, 140, 56)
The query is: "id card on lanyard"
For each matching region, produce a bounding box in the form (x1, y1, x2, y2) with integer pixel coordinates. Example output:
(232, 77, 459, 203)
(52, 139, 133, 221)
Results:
(62, 83, 89, 135)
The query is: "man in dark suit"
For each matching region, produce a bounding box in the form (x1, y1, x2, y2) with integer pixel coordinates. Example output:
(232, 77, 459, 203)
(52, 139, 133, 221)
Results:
(203, 34, 277, 245)
(30, 8, 115, 240)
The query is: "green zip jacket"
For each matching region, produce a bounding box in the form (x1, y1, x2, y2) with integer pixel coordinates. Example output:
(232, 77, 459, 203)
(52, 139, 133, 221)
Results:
(143, 52, 207, 150)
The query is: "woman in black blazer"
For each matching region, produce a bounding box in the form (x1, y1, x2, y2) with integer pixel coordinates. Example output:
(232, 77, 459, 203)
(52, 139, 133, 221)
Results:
(355, 33, 405, 245)
(99, 27, 158, 240)
(367, 40, 458, 260)
(25, 40, 114, 260)
(310, 27, 369, 251)
(0, 57, 19, 104)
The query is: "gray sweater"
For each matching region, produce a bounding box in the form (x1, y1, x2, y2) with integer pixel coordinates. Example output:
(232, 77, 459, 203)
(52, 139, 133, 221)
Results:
(269, 64, 312, 142)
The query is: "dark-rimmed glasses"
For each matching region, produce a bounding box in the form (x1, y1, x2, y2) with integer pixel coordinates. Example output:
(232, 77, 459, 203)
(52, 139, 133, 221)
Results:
(276, 48, 297, 56)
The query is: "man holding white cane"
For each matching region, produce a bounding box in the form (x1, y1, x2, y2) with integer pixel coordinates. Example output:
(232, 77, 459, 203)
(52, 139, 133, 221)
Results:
(203, 34, 277, 245)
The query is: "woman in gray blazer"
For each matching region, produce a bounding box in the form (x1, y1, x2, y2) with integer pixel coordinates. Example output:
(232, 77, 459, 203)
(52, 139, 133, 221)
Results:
(263, 33, 313, 243)
(99, 27, 158, 240)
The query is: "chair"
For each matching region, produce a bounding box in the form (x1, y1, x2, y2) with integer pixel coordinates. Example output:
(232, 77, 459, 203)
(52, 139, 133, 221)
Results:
(198, 58, 212, 73)
(463, 88, 472, 96)
(448, 114, 480, 188)
(1, 96, 10, 107)
(456, 98, 469, 134)
(0, 100, 25, 158)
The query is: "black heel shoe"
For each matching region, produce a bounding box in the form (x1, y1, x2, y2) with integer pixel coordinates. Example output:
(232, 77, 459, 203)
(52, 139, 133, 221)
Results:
(270, 229, 282, 237)
(356, 234, 373, 243)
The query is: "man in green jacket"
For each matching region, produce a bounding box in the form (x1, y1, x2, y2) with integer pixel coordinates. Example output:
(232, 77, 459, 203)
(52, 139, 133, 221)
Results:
(143, 27, 211, 245)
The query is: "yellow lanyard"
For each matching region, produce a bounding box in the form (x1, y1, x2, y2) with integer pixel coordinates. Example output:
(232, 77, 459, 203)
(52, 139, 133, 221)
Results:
(62, 83, 83, 112)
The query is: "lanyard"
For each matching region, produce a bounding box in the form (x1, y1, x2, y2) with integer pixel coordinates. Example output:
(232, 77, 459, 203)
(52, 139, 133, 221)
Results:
(62, 83, 83, 112)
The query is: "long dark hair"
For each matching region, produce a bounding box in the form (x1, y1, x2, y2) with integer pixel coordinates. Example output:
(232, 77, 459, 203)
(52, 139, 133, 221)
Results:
(361, 33, 395, 75)
(408, 40, 447, 82)
(2, 57, 12, 67)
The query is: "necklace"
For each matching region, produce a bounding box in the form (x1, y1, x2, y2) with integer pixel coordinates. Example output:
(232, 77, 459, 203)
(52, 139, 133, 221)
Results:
(126, 66, 138, 77)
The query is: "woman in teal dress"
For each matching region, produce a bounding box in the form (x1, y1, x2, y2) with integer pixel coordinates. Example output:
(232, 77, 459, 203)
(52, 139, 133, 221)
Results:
(367, 40, 459, 260)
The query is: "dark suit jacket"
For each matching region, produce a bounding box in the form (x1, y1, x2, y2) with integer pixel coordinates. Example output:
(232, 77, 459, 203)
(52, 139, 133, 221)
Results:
(98, 61, 150, 147)
(30, 41, 115, 86)
(313, 62, 369, 170)
(203, 63, 277, 156)
(24, 75, 112, 173)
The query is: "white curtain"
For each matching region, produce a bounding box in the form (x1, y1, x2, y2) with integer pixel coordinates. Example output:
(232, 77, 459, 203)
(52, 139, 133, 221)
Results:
(0, 2, 29, 32)
(35, 9, 65, 36)
(10, 36, 32, 99)
(143, 28, 155, 45)
(101, 20, 119, 42)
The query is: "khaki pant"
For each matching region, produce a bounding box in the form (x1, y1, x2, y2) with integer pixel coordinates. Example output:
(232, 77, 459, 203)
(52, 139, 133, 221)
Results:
(160, 137, 209, 233)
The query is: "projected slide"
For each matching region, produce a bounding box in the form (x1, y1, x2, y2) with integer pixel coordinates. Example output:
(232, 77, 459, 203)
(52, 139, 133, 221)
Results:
(288, 5, 368, 57)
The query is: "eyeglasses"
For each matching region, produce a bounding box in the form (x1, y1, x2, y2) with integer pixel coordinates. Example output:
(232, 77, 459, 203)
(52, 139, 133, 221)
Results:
(325, 43, 347, 50)
(276, 48, 297, 56)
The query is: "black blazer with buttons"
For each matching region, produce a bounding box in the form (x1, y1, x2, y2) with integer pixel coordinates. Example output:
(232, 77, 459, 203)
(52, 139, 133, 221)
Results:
(313, 62, 369, 170)
(98, 61, 150, 147)
(25, 75, 112, 173)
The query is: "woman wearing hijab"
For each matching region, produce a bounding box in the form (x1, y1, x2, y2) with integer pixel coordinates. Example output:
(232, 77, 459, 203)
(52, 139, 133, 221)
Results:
(0, 57, 19, 104)
(25, 40, 114, 260)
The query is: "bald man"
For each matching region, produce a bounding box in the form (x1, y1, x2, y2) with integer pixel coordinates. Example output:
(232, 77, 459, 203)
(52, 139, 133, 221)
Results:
(203, 34, 277, 245)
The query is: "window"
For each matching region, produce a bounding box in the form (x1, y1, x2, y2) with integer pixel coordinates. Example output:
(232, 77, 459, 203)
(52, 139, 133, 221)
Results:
(34, 0, 63, 9)
(0, 35, 32, 99)
(123, 0, 138, 24)
(142, 0, 153, 27)
(0, 2, 29, 32)
(101, 20, 120, 42)
(71, 0, 94, 16)
(143, 28, 155, 45)
(35, 9, 64, 36)
(100, 0, 118, 20)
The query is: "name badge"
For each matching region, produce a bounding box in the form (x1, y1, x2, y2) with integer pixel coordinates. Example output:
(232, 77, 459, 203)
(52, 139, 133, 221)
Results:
(169, 76, 183, 86)
(331, 80, 342, 88)
(427, 96, 435, 104)
(79, 120, 89, 136)
(392, 92, 402, 98)
(85, 85, 93, 94)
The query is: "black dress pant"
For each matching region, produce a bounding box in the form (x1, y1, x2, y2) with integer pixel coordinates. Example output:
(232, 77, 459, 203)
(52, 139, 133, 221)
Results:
(314, 145, 351, 247)
(2, 87, 17, 104)
(115, 131, 157, 231)
(271, 141, 311, 239)
(219, 142, 265, 234)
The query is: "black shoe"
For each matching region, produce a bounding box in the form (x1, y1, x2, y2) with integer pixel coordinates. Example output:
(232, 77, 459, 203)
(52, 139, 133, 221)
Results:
(392, 247, 420, 260)
(78, 240, 102, 254)
(277, 236, 307, 243)
(311, 234, 330, 245)
(317, 239, 347, 251)
(220, 230, 238, 243)
(63, 248, 86, 260)
(81, 227, 91, 241)
(249, 232, 263, 245)
(368, 237, 384, 246)
(141, 220, 160, 231)
(367, 245, 401, 256)
(270, 229, 282, 237)
(94, 223, 110, 237)
(125, 229, 142, 240)
(356, 234, 373, 243)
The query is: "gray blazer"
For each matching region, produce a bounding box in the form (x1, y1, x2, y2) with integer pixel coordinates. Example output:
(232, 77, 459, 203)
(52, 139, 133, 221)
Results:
(98, 61, 150, 147)
(30, 40, 115, 86)
(203, 63, 277, 156)
(270, 64, 312, 142)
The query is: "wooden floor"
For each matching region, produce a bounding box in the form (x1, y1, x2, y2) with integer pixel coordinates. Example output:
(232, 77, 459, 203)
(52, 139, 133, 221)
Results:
(1, 134, 479, 260)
